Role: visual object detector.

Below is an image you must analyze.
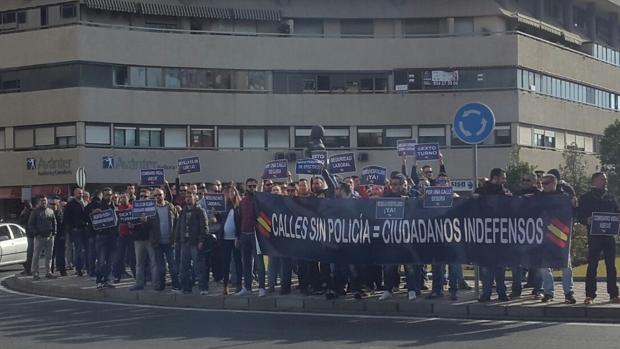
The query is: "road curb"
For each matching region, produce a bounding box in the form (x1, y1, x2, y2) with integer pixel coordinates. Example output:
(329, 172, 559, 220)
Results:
(3, 276, 619, 323)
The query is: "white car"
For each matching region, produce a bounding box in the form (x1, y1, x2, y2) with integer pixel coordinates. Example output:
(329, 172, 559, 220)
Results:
(0, 223, 28, 267)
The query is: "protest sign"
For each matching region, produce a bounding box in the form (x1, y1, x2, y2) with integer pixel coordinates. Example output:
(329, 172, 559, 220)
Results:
(178, 156, 201, 174)
(589, 212, 620, 236)
(132, 199, 157, 218)
(361, 166, 387, 186)
(296, 159, 323, 175)
(415, 143, 440, 161)
(423, 186, 454, 208)
(91, 209, 117, 230)
(397, 139, 417, 156)
(262, 159, 289, 179)
(198, 193, 227, 213)
(140, 168, 165, 186)
(328, 153, 356, 174)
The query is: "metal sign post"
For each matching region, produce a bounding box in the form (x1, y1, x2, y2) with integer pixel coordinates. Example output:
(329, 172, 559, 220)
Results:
(453, 102, 495, 295)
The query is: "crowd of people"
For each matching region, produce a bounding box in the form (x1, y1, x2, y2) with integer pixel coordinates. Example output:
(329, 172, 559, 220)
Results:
(16, 155, 620, 305)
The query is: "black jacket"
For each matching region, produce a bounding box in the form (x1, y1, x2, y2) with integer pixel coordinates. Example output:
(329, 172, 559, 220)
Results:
(64, 198, 86, 230)
(475, 182, 511, 196)
(577, 188, 620, 230)
(174, 205, 209, 246)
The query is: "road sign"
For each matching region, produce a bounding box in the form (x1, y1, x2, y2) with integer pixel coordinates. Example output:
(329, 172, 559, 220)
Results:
(453, 102, 495, 144)
(76, 167, 87, 188)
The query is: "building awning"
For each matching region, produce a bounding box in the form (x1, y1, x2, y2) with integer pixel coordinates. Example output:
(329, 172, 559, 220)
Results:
(82, 0, 139, 14)
(232, 8, 281, 21)
(82, 1, 280, 21)
(501, 9, 584, 45)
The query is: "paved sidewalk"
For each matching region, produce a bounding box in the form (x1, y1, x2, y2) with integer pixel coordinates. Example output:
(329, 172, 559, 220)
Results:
(3, 274, 620, 323)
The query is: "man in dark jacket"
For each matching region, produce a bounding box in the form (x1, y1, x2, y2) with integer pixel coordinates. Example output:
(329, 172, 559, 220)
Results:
(19, 201, 33, 276)
(476, 168, 511, 302)
(92, 188, 117, 289)
(28, 195, 57, 280)
(64, 188, 87, 276)
(175, 191, 210, 294)
(50, 197, 66, 276)
(130, 188, 159, 291)
(152, 188, 179, 292)
(577, 172, 620, 304)
(84, 192, 102, 277)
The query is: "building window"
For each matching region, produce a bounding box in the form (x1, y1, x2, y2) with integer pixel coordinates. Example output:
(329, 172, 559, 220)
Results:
(85, 125, 111, 145)
(35, 127, 55, 146)
(358, 127, 411, 148)
(164, 68, 180, 88)
(1, 79, 21, 92)
(566, 133, 585, 151)
(139, 128, 162, 147)
(267, 128, 290, 149)
(61, 3, 77, 18)
(146, 67, 164, 87)
(218, 129, 241, 148)
(534, 129, 556, 148)
(17, 11, 26, 24)
(242, 128, 266, 148)
(340, 19, 374, 37)
(294, 19, 324, 36)
(454, 17, 474, 34)
(14, 128, 33, 149)
(1, 12, 16, 24)
(418, 126, 446, 146)
(494, 125, 512, 145)
(295, 127, 350, 149)
(0, 129, 4, 150)
(402, 18, 441, 36)
(164, 128, 186, 148)
(190, 128, 214, 148)
(55, 125, 76, 146)
(114, 127, 136, 147)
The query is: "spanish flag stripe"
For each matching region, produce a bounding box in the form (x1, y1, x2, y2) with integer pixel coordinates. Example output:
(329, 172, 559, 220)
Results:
(259, 212, 271, 224)
(546, 232, 566, 248)
(548, 225, 568, 242)
(256, 224, 269, 238)
(550, 218, 570, 235)
(257, 216, 271, 232)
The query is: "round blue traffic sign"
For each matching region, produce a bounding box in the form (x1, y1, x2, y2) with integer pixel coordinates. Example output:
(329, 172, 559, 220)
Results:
(453, 102, 496, 144)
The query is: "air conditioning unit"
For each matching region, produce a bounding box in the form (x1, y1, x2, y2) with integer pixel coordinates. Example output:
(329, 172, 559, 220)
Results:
(357, 152, 369, 162)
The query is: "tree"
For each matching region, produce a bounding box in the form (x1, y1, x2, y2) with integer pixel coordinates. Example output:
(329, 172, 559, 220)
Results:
(559, 144, 590, 196)
(599, 120, 620, 197)
(505, 147, 536, 194)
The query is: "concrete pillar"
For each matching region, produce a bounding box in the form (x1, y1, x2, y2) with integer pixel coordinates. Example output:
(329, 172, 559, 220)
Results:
(76, 122, 86, 146)
(349, 126, 357, 148)
(563, 0, 574, 31)
(610, 13, 619, 47)
(535, 0, 545, 19)
(587, 2, 597, 41)
(5, 127, 13, 150)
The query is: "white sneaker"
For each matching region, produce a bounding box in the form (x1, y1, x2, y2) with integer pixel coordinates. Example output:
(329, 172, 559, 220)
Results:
(379, 291, 393, 301)
(408, 291, 417, 301)
(200, 290, 209, 296)
(234, 288, 250, 296)
(258, 288, 267, 297)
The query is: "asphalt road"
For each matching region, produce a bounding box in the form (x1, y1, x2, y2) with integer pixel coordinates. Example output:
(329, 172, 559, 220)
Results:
(0, 267, 619, 349)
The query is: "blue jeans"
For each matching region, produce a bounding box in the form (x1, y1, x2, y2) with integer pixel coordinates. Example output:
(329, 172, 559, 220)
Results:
(481, 266, 507, 299)
(134, 240, 159, 289)
(95, 235, 115, 284)
(179, 242, 208, 292)
(383, 264, 422, 292)
(156, 243, 180, 290)
(268, 256, 282, 289)
(87, 236, 97, 276)
(113, 235, 135, 279)
(70, 228, 87, 273)
(431, 264, 460, 294)
(240, 232, 265, 291)
(541, 257, 574, 297)
(221, 240, 242, 289)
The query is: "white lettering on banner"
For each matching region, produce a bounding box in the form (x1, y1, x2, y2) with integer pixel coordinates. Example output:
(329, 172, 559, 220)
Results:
(270, 213, 545, 246)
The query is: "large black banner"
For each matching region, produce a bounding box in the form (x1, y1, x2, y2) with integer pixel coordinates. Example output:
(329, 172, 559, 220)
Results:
(254, 193, 572, 268)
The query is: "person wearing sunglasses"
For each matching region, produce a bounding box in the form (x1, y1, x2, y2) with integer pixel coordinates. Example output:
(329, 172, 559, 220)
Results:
(538, 174, 576, 304)
(150, 188, 180, 292)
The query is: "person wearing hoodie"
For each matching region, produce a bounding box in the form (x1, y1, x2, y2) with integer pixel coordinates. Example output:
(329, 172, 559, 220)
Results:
(577, 172, 620, 305)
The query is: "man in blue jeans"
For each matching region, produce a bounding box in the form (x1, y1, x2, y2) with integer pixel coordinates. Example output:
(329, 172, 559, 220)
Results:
(174, 192, 210, 295)
(64, 188, 87, 277)
(235, 178, 266, 297)
(92, 188, 117, 290)
(152, 188, 180, 292)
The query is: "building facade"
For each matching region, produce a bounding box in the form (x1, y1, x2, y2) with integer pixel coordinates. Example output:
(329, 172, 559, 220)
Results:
(0, 0, 619, 218)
